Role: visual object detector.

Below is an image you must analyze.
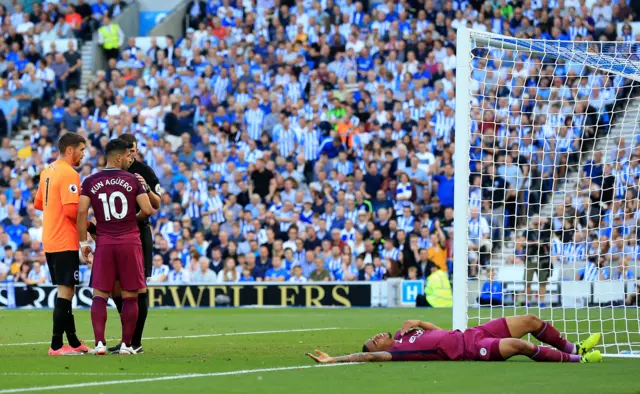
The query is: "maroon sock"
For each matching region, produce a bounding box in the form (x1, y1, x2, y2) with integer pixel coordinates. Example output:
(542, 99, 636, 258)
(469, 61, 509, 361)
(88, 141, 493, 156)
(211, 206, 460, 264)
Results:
(121, 297, 139, 346)
(530, 345, 581, 363)
(533, 321, 575, 354)
(91, 296, 108, 346)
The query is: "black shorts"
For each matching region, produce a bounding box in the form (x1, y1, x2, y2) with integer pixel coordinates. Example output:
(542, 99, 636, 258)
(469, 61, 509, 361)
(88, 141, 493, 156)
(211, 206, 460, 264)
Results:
(45, 251, 80, 286)
(140, 224, 153, 278)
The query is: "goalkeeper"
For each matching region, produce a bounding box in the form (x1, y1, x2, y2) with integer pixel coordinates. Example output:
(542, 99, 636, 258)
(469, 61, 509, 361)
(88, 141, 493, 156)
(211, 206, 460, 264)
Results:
(307, 315, 601, 364)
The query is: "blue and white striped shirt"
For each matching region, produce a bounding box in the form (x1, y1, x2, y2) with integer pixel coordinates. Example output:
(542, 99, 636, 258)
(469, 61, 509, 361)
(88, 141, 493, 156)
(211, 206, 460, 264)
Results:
(151, 265, 170, 281)
(340, 228, 356, 245)
(335, 160, 354, 176)
(327, 257, 342, 274)
(274, 127, 297, 158)
(301, 128, 321, 161)
(245, 108, 265, 141)
(580, 262, 600, 281)
(183, 189, 205, 219)
(433, 112, 454, 143)
(381, 247, 400, 262)
(397, 215, 415, 233)
(204, 194, 224, 223)
(168, 269, 190, 283)
(211, 76, 230, 101)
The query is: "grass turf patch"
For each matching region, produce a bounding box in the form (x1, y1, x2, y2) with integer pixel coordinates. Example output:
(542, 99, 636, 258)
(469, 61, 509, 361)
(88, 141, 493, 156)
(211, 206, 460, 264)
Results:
(0, 308, 637, 394)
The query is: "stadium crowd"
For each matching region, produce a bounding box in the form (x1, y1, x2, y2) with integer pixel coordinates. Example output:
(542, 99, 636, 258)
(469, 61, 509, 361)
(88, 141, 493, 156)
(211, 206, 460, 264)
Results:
(0, 0, 638, 291)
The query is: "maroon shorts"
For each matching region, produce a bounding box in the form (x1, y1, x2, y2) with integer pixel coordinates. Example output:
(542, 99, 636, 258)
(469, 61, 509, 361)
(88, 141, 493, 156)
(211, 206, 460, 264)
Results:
(463, 318, 512, 361)
(92, 244, 145, 292)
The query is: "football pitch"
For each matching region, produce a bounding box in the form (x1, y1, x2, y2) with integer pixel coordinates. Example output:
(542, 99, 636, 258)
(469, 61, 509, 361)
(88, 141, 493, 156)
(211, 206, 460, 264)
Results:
(0, 308, 638, 394)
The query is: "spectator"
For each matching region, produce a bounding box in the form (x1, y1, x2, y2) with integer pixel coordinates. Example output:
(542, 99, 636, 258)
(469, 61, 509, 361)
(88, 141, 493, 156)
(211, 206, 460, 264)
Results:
(525, 216, 552, 306)
(5, 214, 26, 247)
(97, 15, 124, 61)
(218, 257, 238, 282)
(288, 265, 307, 283)
(479, 269, 503, 306)
(0, 254, 7, 280)
(13, 262, 30, 283)
(468, 206, 491, 277)
(0, 0, 634, 305)
(192, 256, 217, 283)
(0, 90, 18, 137)
(309, 258, 331, 282)
(26, 261, 48, 285)
(265, 256, 288, 282)
(168, 258, 191, 284)
(149, 255, 169, 283)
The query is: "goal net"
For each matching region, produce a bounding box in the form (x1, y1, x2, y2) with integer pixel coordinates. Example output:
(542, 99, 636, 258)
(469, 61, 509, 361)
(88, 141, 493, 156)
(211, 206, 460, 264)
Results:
(453, 27, 640, 356)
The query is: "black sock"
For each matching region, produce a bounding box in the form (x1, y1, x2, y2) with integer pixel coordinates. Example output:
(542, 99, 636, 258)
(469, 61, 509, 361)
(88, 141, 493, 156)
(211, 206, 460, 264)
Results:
(51, 298, 68, 350)
(65, 301, 81, 348)
(131, 293, 148, 348)
(113, 296, 123, 314)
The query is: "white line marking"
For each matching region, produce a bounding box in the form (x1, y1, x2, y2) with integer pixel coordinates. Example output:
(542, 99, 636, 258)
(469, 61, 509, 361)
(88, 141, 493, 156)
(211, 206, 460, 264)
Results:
(0, 363, 362, 393)
(0, 373, 177, 377)
(0, 327, 344, 347)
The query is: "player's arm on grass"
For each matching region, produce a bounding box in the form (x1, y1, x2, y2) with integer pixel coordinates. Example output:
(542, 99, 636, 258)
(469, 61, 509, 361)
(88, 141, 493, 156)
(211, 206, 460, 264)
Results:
(77, 195, 92, 260)
(399, 320, 442, 335)
(306, 349, 392, 363)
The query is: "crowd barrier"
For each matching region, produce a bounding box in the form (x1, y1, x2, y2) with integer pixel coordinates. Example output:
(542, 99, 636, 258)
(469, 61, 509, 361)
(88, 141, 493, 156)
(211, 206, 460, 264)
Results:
(0, 280, 426, 309)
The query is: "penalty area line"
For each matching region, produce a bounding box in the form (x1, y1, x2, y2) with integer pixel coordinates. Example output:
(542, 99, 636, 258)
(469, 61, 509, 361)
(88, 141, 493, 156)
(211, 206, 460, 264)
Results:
(0, 327, 345, 347)
(0, 363, 363, 393)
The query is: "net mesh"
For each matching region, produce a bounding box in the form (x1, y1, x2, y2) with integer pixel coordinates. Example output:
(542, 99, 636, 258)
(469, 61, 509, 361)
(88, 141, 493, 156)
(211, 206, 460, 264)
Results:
(462, 30, 640, 355)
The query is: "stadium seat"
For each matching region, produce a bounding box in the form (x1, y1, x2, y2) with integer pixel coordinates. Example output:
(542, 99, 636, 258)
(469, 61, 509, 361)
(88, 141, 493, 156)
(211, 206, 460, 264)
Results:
(496, 265, 525, 283)
(560, 281, 591, 308)
(593, 281, 625, 304)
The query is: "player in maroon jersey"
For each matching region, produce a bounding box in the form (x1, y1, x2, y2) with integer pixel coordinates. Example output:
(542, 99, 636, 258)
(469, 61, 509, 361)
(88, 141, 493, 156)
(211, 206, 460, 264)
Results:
(76, 139, 153, 355)
(306, 315, 603, 364)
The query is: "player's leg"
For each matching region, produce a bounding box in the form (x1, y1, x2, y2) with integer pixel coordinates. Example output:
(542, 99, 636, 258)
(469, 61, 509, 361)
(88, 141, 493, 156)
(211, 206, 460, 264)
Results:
(46, 252, 82, 354)
(119, 289, 140, 353)
(112, 281, 123, 314)
(107, 281, 124, 354)
(131, 225, 153, 352)
(497, 338, 582, 363)
(91, 288, 110, 355)
(131, 287, 149, 352)
(62, 251, 86, 351)
(505, 314, 600, 355)
(90, 246, 116, 354)
(116, 245, 145, 354)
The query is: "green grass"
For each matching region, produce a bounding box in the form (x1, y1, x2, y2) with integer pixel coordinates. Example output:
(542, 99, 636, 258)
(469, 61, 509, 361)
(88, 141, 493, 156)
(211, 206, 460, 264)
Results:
(0, 308, 638, 394)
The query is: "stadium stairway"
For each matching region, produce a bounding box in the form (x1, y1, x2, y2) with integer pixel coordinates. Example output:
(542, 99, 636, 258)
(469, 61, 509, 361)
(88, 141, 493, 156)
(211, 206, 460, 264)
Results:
(78, 41, 94, 100)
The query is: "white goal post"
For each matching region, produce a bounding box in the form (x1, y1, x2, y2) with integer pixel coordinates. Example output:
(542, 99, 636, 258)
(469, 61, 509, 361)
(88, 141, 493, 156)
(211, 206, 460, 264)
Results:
(453, 27, 640, 356)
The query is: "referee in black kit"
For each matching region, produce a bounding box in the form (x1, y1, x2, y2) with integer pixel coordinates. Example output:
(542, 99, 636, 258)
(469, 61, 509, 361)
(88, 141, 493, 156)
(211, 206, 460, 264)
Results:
(95, 134, 161, 354)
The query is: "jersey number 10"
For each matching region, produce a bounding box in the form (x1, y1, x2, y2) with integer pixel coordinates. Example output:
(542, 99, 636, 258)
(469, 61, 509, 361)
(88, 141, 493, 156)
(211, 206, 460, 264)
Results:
(98, 191, 128, 221)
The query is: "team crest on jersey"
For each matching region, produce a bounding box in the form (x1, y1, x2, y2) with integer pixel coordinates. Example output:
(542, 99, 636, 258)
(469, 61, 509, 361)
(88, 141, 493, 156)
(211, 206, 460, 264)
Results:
(480, 348, 487, 356)
(69, 184, 78, 194)
(155, 184, 164, 195)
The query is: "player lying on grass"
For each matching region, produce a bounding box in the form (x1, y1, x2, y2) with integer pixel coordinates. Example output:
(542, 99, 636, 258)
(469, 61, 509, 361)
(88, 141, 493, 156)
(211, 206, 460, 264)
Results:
(307, 315, 602, 364)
